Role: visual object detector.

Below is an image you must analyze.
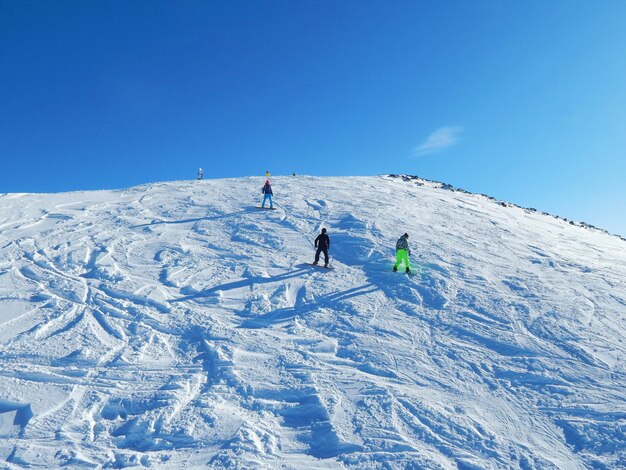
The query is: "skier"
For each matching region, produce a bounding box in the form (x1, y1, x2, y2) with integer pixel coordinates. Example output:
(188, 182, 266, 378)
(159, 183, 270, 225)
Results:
(261, 180, 273, 208)
(393, 233, 411, 274)
(197, 168, 204, 180)
(313, 228, 330, 268)
(265, 170, 271, 179)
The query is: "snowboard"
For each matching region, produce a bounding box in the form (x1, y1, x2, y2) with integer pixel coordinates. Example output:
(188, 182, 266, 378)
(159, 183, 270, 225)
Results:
(297, 263, 334, 270)
(310, 263, 334, 270)
(392, 267, 417, 276)
(255, 206, 277, 210)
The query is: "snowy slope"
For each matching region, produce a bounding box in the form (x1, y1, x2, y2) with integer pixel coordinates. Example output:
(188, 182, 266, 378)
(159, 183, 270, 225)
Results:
(0, 175, 625, 469)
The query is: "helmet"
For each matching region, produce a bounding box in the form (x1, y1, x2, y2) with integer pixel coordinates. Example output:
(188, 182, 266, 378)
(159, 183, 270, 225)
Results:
(321, 228, 327, 233)
(403, 233, 409, 238)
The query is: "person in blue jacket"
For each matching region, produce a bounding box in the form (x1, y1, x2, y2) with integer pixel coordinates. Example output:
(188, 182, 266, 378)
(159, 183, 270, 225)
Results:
(261, 180, 273, 208)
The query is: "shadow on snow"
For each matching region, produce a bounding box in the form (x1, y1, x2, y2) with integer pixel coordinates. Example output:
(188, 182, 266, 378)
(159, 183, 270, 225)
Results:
(169, 268, 309, 303)
(239, 283, 379, 328)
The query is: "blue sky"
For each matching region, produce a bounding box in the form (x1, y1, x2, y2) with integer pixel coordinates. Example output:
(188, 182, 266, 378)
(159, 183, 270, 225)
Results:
(1, 1, 625, 236)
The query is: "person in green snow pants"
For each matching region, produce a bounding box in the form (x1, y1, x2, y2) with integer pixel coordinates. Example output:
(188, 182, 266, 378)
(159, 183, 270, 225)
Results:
(393, 233, 411, 274)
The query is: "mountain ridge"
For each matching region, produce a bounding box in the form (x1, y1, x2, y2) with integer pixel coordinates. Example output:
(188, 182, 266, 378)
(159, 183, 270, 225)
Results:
(387, 174, 626, 242)
(5, 173, 622, 242)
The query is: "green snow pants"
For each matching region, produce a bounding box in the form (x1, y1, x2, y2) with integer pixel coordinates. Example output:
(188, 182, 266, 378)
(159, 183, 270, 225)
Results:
(394, 249, 410, 269)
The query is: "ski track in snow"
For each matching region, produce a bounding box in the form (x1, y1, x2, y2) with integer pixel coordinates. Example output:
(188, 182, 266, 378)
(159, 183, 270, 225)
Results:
(0, 176, 625, 469)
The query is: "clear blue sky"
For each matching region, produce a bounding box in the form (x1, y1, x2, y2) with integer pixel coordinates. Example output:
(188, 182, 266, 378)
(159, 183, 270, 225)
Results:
(1, 1, 625, 236)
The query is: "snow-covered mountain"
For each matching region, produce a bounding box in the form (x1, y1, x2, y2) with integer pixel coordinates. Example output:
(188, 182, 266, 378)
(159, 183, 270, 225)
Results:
(0, 175, 624, 469)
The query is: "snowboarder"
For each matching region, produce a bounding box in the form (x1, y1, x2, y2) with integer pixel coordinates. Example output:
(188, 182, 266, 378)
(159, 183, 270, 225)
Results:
(393, 233, 411, 274)
(261, 180, 273, 208)
(197, 168, 204, 180)
(265, 170, 271, 179)
(313, 228, 330, 267)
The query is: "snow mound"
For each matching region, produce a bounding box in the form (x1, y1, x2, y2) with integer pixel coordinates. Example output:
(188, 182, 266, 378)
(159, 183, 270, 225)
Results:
(0, 175, 624, 469)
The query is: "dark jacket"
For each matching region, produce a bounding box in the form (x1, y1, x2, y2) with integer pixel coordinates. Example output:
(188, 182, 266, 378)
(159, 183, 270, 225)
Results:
(396, 236, 409, 253)
(315, 233, 330, 249)
(262, 182, 273, 195)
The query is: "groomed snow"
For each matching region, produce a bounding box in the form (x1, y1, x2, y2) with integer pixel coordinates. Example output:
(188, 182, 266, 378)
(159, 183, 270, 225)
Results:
(0, 175, 625, 469)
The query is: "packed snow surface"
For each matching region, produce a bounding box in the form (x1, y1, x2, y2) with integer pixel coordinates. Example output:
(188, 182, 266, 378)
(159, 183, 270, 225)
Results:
(0, 175, 625, 469)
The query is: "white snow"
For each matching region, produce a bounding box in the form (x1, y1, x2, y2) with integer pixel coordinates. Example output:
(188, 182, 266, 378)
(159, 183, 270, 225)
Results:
(0, 175, 625, 469)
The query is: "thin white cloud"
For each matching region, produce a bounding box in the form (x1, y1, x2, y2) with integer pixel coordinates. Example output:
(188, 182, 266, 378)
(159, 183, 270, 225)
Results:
(413, 126, 464, 157)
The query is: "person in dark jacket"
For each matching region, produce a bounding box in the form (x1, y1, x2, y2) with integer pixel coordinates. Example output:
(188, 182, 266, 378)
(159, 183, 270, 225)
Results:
(261, 180, 273, 208)
(313, 228, 330, 267)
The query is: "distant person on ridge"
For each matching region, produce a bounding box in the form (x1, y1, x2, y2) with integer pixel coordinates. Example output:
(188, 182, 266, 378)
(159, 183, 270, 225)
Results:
(265, 170, 271, 179)
(313, 228, 330, 268)
(393, 233, 411, 274)
(261, 179, 273, 208)
(197, 168, 204, 180)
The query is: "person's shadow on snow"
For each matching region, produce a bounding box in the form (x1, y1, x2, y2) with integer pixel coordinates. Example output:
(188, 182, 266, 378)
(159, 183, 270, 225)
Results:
(239, 283, 379, 328)
(169, 268, 309, 303)
(130, 209, 252, 229)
